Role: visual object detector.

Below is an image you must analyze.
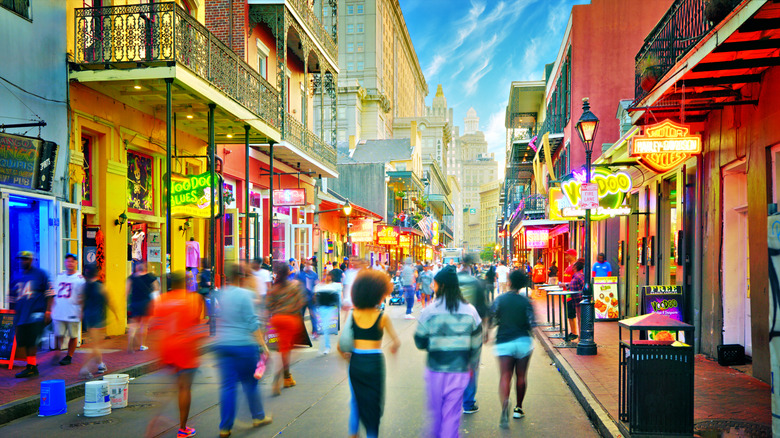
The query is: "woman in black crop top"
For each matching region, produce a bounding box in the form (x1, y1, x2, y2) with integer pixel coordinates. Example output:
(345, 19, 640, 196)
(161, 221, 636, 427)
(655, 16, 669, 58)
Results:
(338, 270, 400, 438)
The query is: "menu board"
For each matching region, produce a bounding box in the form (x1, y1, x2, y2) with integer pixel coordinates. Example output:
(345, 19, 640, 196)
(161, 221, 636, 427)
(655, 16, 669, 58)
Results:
(593, 277, 619, 320)
(641, 285, 684, 341)
(0, 310, 17, 369)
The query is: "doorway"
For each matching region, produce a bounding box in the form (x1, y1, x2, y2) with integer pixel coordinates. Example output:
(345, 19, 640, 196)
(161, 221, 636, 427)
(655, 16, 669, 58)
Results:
(722, 166, 751, 356)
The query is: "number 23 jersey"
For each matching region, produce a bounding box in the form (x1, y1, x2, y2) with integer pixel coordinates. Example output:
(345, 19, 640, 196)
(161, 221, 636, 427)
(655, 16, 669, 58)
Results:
(52, 272, 86, 321)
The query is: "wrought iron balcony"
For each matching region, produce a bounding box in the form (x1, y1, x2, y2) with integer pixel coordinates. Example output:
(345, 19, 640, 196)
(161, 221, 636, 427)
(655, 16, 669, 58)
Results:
(284, 113, 337, 172)
(521, 194, 547, 216)
(441, 223, 454, 239)
(73, 2, 280, 130)
(287, 0, 338, 61)
(634, 0, 737, 101)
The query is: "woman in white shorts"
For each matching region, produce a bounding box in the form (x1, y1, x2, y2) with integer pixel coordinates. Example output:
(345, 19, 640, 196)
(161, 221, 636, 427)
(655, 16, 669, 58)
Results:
(489, 269, 536, 429)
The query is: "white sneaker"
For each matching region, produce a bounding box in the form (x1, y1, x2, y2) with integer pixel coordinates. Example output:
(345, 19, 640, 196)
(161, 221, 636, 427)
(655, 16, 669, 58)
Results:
(404, 314, 415, 320)
(139, 345, 149, 351)
(97, 363, 107, 373)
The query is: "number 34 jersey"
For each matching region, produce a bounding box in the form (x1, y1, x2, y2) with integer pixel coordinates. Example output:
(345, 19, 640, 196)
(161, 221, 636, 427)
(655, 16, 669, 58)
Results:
(52, 272, 86, 322)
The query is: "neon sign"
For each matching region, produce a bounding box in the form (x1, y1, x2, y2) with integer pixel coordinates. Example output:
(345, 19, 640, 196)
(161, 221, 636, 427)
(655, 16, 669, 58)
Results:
(431, 220, 440, 246)
(526, 229, 549, 248)
(551, 167, 632, 221)
(399, 234, 412, 247)
(273, 188, 305, 206)
(376, 225, 400, 245)
(631, 120, 701, 173)
(171, 172, 219, 218)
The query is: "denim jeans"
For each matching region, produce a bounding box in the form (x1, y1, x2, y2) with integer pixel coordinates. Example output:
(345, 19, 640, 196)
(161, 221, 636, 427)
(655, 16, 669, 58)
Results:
(215, 344, 266, 431)
(317, 305, 338, 352)
(462, 367, 479, 410)
(403, 285, 415, 315)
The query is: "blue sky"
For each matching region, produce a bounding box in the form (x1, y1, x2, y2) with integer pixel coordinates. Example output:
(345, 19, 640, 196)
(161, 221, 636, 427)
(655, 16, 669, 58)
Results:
(399, 0, 589, 163)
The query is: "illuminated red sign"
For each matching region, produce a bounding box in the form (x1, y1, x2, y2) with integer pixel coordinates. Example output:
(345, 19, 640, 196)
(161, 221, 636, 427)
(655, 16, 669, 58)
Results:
(526, 229, 549, 248)
(376, 225, 400, 245)
(631, 120, 701, 173)
(273, 188, 305, 206)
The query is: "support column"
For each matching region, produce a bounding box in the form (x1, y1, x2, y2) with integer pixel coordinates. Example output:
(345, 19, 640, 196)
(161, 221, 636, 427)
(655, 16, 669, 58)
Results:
(245, 124, 251, 263)
(165, 78, 173, 290)
(208, 104, 216, 280)
(268, 141, 275, 264)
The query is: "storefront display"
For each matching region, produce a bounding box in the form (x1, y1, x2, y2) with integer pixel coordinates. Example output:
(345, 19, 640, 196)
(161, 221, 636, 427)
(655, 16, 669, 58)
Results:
(594, 277, 619, 320)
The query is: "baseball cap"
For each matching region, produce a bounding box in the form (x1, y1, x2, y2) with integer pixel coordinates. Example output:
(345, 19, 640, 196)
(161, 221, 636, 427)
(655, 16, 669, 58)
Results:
(289, 258, 295, 263)
(65, 253, 78, 260)
(17, 251, 34, 259)
(565, 249, 577, 256)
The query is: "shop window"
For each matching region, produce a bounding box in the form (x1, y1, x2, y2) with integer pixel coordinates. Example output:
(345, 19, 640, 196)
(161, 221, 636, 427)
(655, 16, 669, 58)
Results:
(224, 212, 234, 247)
(3, 0, 31, 19)
(81, 135, 93, 206)
(127, 150, 154, 214)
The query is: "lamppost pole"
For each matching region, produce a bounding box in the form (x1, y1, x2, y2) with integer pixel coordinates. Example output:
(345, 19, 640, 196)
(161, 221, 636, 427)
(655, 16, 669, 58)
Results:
(576, 97, 599, 356)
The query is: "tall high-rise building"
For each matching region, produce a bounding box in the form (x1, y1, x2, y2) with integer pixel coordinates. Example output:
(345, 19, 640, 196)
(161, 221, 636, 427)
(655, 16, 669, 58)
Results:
(327, 0, 428, 143)
(480, 180, 502, 251)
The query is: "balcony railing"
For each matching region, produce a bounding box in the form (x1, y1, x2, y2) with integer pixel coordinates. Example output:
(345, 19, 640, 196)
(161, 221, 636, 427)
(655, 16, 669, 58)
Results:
(521, 194, 547, 216)
(284, 113, 337, 172)
(441, 223, 454, 238)
(74, 3, 281, 130)
(288, 0, 338, 62)
(634, 0, 731, 101)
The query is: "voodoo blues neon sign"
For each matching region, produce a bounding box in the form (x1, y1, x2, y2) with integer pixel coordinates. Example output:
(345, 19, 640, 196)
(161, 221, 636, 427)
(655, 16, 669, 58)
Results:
(551, 167, 632, 221)
(171, 172, 221, 218)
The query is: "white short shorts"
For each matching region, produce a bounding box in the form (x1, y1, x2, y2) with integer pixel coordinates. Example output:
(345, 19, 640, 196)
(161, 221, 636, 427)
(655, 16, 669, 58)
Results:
(54, 320, 81, 338)
(494, 336, 534, 359)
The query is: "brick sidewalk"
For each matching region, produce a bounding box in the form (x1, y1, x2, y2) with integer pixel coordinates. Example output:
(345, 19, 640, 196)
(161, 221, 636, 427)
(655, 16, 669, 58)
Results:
(532, 290, 771, 435)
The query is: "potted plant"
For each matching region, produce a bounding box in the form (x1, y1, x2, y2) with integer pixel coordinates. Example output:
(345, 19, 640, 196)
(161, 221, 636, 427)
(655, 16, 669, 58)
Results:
(395, 190, 406, 200)
(704, 0, 740, 25)
(637, 55, 662, 92)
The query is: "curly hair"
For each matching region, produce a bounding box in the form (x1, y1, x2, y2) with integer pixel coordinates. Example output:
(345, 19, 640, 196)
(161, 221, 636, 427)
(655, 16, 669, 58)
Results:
(352, 270, 392, 309)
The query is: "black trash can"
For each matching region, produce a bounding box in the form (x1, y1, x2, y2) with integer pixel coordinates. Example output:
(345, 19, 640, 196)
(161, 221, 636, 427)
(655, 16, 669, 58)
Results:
(618, 313, 694, 436)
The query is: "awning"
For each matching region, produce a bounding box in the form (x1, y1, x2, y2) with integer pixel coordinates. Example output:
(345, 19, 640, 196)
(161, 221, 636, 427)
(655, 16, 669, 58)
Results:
(318, 191, 382, 220)
(512, 219, 569, 237)
(387, 170, 425, 193)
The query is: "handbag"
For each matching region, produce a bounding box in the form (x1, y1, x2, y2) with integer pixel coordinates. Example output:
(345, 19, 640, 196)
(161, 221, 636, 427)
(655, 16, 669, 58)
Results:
(338, 310, 354, 353)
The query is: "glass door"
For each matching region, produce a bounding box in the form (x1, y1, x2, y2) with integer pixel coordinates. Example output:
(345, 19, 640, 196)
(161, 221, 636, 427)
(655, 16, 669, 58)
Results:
(272, 220, 289, 264)
(60, 202, 82, 271)
(0, 194, 7, 309)
(291, 224, 312, 262)
(223, 208, 238, 262)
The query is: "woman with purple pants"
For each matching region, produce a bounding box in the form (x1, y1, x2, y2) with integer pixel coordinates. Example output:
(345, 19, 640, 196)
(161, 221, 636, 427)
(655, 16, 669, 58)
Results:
(414, 265, 483, 437)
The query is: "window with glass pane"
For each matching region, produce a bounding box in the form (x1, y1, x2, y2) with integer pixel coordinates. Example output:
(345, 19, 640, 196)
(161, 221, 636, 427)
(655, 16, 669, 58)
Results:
(272, 223, 287, 262)
(81, 135, 93, 206)
(357, 23, 363, 33)
(224, 213, 234, 246)
(2, 0, 31, 19)
(347, 5, 353, 14)
(347, 24, 354, 33)
(347, 43, 354, 53)
(357, 4, 363, 13)
(61, 205, 80, 271)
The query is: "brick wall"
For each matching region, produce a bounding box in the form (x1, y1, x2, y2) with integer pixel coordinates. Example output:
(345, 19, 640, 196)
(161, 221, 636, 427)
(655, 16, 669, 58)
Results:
(205, 0, 248, 58)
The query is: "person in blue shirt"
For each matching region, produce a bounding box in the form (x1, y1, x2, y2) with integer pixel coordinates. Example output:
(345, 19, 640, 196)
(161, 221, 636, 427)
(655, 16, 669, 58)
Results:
(592, 253, 613, 278)
(11, 251, 54, 378)
(297, 258, 320, 336)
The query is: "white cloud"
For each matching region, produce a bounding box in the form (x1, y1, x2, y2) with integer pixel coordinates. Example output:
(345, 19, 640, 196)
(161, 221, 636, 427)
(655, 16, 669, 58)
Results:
(484, 105, 508, 179)
(425, 54, 446, 78)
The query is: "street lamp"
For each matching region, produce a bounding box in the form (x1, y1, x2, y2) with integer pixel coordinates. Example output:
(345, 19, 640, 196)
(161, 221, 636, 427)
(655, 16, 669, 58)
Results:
(575, 97, 599, 356)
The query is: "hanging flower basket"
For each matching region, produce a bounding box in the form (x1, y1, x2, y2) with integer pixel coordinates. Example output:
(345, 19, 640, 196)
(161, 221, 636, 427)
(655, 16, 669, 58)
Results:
(640, 65, 663, 92)
(704, 0, 740, 25)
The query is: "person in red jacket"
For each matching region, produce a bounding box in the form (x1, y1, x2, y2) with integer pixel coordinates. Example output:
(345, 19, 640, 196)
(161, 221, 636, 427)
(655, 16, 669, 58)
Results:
(531, 260, 546, 285)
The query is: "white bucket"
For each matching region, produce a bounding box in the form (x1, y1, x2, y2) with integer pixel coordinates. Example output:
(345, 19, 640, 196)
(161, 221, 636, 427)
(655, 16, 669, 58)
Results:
(103, 374, 130, 408)
(83, 381, 112, 417)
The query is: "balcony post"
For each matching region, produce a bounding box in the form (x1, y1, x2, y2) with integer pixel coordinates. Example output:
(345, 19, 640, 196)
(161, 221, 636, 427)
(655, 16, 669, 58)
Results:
(165, 78, 173, 291)
(245, 124, 251, 263)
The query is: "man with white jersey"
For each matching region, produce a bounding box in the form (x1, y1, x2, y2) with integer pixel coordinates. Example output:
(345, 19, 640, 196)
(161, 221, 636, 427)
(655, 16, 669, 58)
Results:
(52, 253, 86, 366)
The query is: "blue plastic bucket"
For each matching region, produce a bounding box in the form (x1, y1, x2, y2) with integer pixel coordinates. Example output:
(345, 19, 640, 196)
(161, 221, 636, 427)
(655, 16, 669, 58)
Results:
(39, 379, 67, 416)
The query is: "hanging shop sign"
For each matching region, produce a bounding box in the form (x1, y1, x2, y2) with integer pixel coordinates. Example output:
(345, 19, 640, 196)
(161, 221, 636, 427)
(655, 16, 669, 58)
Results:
(526, 229, 549, 248)
(399, 233, 412, 248)
(431, 220, 440, 246)
(630, 120, 701, 173)
(171, 171, 221, 218)
(273, 188, 305, 206)
(350, 218, 374, 243)
(376, 225, 400, 245)
(641, 285, 684, 341)
(550, 167, 632, 221)
(0, 133, 58, 191)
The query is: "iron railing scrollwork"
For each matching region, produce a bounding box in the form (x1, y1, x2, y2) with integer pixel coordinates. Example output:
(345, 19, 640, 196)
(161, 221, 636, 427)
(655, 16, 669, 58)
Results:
(282, 112, 337, 172)
(633, 0, 723, 101)
(74, 2, 280, 130)
(287, 0, 338, 61)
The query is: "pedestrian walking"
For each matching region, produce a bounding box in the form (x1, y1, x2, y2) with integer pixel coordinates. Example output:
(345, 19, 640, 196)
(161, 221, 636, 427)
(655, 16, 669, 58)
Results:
(414, 265, 482, 438)
(79, 263, 116, 378)
(314, 270, 342, 355)
(495, 261, 510, 294)
(338, 270, 400, 438)
(484, 264, 496, 302)
(266, 264, 306, 395)
(10, 251, 53, 378)
(400, 258, 417, 319)
(458, 254, 488, 414)
(418, 265, 434, 308)
(148, 271, 205, 438)
(51, 253, 86, 366)
(214, 263, 273, 438)
(565, 259, 586, 342)
(127, 261, 159, 352)
(297, 258, 320, 337)
(489, 269, 536, 428)
(548, 261, 559, 284)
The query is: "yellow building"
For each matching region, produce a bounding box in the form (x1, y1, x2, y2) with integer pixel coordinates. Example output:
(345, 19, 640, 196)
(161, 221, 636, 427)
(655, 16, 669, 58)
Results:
(65, 0, 338, 335)
(480, 180, 501, 251)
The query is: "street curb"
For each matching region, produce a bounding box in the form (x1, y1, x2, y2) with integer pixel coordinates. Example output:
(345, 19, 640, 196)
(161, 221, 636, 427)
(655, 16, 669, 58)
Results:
(0, 343, 214, 427)
(533, 327, 627, 438)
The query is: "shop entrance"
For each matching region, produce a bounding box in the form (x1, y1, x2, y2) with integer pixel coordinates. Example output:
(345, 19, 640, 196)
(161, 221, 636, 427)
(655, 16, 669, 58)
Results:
(291, 224, 312, 262)
(0, 192, 59, 309)
(722, 166, 751, 356)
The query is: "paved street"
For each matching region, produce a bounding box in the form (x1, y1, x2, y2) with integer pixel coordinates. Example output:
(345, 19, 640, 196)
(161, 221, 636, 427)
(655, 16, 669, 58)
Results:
(0, 303, 597, 437)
